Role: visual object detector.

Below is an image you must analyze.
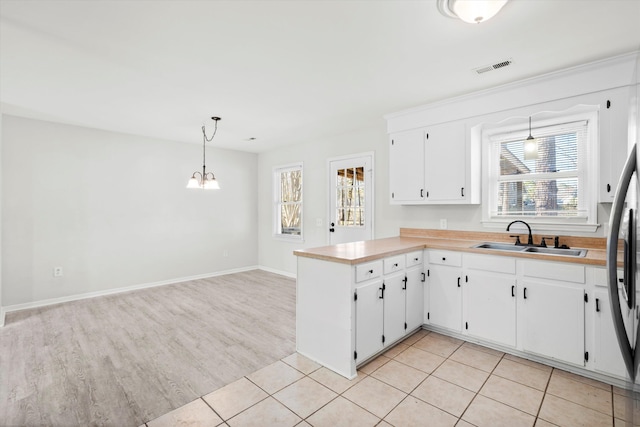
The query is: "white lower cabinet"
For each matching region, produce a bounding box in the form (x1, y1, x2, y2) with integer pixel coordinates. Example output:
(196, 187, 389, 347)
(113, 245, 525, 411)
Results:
(299, 246, 627, 384)
(354, 251, 424, 364)
(465, 272, 517, 348)
(427, 250, 462, 332)
(406, 265, 425, 332)
(593, 288, 628, 379)
(384, 272, 408, 347)
(463, 254, 517, 348)
(591, 267, 631, 380)
(519, 260, 586, 366)
(355, 279, 384, 362)
(520, 280, 585, 365)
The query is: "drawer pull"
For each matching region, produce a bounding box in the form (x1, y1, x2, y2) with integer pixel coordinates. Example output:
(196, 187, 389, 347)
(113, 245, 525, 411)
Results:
(442, 257, 446, 261)
(414, 257, 419, 261)
(511, 285, 515, 297)
(393, 263, 398, 268)
(368, 269, 373, 274)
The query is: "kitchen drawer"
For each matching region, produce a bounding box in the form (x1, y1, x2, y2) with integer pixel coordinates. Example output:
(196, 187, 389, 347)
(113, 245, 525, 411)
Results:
(591, 266, 623, 288)
(355, 261, 383, 283)
(523, 260, 585, 283)
(384, 255, 406, 274)
(428, 250, 462, 267)
(406, 251, 423, 267)
(464, 253, 516, 274)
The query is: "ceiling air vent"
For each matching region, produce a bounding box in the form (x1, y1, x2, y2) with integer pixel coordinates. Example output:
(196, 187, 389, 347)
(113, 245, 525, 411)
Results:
(474, 58, 513, 75)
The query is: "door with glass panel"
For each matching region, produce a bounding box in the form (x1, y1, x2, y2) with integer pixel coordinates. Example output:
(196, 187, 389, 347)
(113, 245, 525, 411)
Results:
(329, 154, 373, 245)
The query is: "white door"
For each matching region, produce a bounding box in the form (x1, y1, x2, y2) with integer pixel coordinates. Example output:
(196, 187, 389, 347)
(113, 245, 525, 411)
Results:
(329, 154, 374, 245)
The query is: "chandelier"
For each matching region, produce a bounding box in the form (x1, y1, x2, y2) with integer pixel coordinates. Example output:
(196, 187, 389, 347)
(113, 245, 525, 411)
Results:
(187, 117, 221, 190)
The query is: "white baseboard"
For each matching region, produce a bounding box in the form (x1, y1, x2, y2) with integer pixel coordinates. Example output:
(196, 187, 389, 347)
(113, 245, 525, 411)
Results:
(258, 265, 297, 279)
(2, 265, 261, 316)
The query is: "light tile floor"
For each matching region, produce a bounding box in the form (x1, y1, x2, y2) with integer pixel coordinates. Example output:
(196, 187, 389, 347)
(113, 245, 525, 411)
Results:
(143, 330, 629, 427)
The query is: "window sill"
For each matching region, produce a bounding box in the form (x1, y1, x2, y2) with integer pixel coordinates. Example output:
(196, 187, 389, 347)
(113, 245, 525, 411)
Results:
(482, 220, 600, 234)
(273, 234, 304, 243)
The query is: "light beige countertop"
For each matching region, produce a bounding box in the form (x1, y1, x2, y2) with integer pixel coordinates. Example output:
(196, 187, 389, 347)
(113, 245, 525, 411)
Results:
(293, 228, 611, 266)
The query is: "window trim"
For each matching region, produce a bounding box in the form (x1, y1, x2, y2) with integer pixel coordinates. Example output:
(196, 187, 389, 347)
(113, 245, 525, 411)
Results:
(480, 106, 600, 233)
(273, 162, 303, 241)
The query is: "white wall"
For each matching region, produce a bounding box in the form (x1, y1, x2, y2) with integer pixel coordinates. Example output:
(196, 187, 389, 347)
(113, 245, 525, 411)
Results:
(1, 115, 258, 307)
(0, 114, 3, 326)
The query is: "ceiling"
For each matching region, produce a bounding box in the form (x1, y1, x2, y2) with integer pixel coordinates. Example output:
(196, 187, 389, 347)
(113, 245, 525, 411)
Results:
(1, 0, 639, 153)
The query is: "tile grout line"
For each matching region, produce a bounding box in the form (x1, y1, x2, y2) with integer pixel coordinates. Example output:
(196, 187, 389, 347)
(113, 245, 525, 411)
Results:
(199, 396, 225, 425)
(457, 348, 507, 424)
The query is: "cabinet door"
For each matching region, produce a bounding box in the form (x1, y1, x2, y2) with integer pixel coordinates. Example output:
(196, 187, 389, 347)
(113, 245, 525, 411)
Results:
(389, 129, 425, 203)
(406, 266, 424, 333)
(520, 280, 585, 366)
(593, 289, 631, 379)
(355, 280, 384, 362)
(428, 264, 462, 332)
(465, 271, 516, 347)
(384, 273, 406, 346)
(424, 121, 466, 202)
(599, 88, 630, 202)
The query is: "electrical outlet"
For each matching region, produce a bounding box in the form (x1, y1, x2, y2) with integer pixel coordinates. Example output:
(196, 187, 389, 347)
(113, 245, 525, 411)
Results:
(223, 249, 228, 257)
(315, 218, 323, 227)
(440, 219, 448, 229)
(53, 267, 63, 277)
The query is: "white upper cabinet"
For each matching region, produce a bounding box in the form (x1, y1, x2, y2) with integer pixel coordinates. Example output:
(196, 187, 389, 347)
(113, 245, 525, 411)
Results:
(424, 121, 467, 202)
(389, 120, 480, 205)
(599, 87, 632, 202)
(389, 128, 425, 203)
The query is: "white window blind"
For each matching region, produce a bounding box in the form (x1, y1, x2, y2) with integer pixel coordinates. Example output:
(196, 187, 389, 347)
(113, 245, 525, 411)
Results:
(490, 120, 588, 218)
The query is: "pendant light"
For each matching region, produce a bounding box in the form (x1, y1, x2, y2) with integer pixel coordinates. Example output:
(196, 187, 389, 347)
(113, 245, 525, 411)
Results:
(437, 0, 509, 24)
(524, 116, 538, 161)
(187, 117, 221, 190)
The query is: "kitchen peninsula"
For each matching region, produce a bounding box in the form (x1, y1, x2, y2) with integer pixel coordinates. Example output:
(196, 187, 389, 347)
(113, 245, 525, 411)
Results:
(294, 228, 623, 386)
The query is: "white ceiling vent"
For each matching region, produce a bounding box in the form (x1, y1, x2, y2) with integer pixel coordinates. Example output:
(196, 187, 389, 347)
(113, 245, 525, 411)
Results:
(474, 58, 513, 75)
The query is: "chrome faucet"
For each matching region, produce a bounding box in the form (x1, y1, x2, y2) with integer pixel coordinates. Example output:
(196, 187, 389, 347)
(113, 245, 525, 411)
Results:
(506, 220, 533, 246)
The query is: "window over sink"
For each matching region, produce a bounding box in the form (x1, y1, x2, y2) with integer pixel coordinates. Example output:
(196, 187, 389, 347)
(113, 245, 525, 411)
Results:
(481, 106, 599, 232)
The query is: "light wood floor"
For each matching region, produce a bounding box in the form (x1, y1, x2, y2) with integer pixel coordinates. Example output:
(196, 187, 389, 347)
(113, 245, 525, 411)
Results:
(0, 269, 296, 426)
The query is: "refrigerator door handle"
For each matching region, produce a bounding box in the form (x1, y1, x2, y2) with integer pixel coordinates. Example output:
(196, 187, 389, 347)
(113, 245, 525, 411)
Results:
(607, 143, 637, 381)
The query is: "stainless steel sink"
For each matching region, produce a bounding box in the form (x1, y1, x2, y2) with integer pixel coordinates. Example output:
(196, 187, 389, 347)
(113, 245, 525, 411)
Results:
(473, 242, 528, 252)
(523, 246, 588, 257)
(472, 242, 588, 257)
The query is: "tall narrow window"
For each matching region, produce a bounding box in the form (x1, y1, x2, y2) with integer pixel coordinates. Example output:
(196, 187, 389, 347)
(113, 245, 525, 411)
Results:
(273, 163, 303, 239)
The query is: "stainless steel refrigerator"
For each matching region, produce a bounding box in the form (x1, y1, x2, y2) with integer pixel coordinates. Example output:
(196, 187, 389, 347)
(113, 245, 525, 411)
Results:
(607, 53, 640, 424)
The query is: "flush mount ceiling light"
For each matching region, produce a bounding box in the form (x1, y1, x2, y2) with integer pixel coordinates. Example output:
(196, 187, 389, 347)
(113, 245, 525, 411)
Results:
(187, 117, 221, 190)
(524, 116, 539, 161)
(437, 0, 509, 24)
